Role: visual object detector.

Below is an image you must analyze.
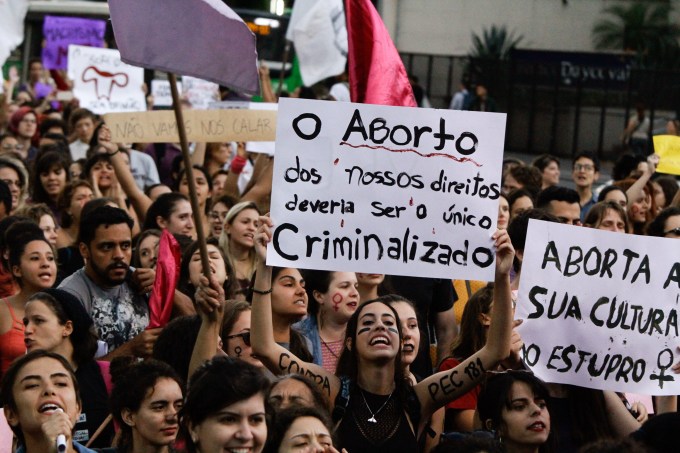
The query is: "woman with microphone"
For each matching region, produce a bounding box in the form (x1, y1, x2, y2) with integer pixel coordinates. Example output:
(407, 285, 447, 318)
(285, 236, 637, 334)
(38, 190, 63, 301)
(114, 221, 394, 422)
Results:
(0, 350, 98, 453)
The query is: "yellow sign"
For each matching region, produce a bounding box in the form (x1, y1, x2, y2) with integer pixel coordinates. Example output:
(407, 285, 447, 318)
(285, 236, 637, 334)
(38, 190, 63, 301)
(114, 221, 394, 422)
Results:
(653, 135, 680, 176)
(104, 109, 277, 143)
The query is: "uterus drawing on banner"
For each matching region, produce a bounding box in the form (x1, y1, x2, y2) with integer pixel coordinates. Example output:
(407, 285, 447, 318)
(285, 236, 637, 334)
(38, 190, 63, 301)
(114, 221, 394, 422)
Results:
(68, 45, 145, 114)
(82, 66, 129, 100)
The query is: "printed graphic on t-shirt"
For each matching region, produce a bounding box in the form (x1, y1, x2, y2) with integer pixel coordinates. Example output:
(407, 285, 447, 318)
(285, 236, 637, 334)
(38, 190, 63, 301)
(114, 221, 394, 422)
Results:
(91, 293, 147, 351)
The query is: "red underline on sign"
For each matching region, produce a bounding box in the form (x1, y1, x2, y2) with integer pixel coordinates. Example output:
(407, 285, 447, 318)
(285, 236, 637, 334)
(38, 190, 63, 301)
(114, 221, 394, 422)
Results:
(338, 141, 483, 167)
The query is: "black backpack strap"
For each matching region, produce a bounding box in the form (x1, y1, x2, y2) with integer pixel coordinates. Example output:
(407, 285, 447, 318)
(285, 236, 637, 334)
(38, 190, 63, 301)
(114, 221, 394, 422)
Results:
(331, 375, 352, 424)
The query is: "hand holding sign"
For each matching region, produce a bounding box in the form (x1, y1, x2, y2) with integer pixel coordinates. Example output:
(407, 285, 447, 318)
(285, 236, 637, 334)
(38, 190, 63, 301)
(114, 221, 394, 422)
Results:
(643, 153, 660, 177)
(268, 98, 506, 280)
(504, 320, 525, 368)
(493, 229, 515, 277)
(255, 215, 274, 265)
(653, 136, 680, 176)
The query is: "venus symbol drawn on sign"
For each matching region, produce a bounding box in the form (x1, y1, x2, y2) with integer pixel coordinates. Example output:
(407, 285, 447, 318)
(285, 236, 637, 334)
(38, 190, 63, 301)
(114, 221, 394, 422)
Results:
(650, 348, 674, 389)
(81, 66, 129, 100)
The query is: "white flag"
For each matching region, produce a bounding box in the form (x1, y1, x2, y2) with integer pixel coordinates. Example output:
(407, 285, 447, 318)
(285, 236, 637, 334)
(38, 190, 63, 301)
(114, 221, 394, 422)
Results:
(287, 0, 347, 86)
(0, 0, 28, 68)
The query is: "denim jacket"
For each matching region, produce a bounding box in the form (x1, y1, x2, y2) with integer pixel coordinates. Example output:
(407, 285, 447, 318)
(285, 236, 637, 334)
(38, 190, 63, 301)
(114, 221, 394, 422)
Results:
(293, 316, 323, 367)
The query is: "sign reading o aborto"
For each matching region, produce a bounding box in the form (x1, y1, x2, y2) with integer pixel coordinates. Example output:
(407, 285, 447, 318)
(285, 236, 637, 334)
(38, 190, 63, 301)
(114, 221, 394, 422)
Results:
(267, 98, 507, 281)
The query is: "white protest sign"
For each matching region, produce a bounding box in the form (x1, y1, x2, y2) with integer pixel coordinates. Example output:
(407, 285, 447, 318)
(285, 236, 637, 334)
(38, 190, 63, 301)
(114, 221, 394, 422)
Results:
(151, 79, 181, 107)
(182, 76, 219, 110)
(517, 219, 680, 395)
(267, 98, 506, 280)
(67, 45, 145, 114)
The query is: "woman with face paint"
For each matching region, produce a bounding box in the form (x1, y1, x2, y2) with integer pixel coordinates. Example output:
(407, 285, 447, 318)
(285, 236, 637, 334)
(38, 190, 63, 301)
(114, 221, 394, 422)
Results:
(248, 215, 515, 453)
(220, 300, 264, 369)
(295, 270, 360, 372)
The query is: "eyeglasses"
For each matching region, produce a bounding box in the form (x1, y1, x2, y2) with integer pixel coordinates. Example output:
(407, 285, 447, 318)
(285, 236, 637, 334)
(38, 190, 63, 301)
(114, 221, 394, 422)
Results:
(573, 164, 595, 172)
(19, 118, 37, 124)
(1, 144, 24, 151)
(224, 331, 250, 346)
(664, 228, 680, 237)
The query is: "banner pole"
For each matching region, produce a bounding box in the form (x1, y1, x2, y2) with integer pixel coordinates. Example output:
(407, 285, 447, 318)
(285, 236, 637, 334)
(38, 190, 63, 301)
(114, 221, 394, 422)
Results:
(168, 73, 212, 282)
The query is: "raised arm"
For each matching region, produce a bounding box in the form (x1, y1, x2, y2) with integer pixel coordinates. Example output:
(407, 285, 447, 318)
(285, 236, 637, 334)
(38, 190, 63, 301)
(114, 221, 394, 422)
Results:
(415, 230, 514, 419)
(191, 142, 207, 166)
(259, 63, 278, 103)
(240, 154, 274, 210)
(189, 274, 226, 380)
(221, 142, 248, 198)
(625, 154, 658, 209)
(603, 390, 642, 436)
(250, 215, 341, 399)
(98, 125, 153, 221)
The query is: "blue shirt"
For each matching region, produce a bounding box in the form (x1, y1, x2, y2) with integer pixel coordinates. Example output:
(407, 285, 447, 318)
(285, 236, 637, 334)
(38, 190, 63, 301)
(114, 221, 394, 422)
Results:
(580, 196, 597, 222)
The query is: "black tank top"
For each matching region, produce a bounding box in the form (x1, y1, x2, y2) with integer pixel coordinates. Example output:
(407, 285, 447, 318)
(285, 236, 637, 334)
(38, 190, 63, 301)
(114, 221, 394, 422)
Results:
(336, 386, 420, 453)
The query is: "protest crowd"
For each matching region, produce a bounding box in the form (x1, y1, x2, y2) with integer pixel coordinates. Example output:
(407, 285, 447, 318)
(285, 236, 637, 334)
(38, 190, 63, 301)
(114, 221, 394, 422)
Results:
(2, 2, 680, 453)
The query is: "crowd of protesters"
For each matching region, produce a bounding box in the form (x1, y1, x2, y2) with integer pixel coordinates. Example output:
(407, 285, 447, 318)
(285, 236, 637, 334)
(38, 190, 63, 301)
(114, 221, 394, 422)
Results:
(0, 59, 680, 453)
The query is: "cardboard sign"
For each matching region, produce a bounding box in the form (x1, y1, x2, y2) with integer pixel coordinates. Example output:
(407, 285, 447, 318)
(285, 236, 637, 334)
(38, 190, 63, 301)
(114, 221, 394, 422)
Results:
(42, 16, 106, 70)
(210, 102, 279, 155)
(517, 220, 680, 395)
(104, 109, 277, 143)
(68, 45, 145, 114)
(151, 79, 182, 107)
(653, 135, 680, 176)
(267, 98, 506, 280)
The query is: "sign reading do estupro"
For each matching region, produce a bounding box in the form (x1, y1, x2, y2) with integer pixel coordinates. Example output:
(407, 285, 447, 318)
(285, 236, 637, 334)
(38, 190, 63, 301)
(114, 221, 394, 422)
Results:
(267, 98, 506, 280)
(517, 220, 680, 395)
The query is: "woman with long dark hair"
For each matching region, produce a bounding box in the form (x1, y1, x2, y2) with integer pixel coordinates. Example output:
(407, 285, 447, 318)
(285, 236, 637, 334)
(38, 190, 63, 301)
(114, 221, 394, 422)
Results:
(477, 371, 553, 453)
(0, 350, 99, 453)
(182, 357, 269, 453)
(23, 289, 114, 448)
(0, 222, 56, 379)
(109, 358, 184, 453)
(30, 151, 70, 222)
(177, 237, 238, 302)
(296, 270, 359, 372)
(249, 215, 515, 452)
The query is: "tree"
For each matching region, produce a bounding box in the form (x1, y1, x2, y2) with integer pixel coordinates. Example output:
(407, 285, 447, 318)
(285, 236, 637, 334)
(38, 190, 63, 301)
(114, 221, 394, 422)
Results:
(592, 1, 680, 69)
(468, 25, 523, 61)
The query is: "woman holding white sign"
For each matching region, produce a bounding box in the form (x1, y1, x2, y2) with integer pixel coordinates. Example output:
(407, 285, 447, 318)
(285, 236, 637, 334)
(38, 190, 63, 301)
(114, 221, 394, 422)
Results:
(248, 215, 515, 452)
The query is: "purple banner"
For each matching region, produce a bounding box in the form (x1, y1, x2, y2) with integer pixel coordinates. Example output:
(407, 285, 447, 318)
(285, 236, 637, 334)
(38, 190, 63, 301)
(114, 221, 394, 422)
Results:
(42, 15, 106, 70)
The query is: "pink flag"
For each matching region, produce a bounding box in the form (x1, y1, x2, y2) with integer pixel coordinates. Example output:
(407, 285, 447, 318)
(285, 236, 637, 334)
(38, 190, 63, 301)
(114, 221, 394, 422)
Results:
(147, 230, 180, 329)
(345, 0, 416, 107)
